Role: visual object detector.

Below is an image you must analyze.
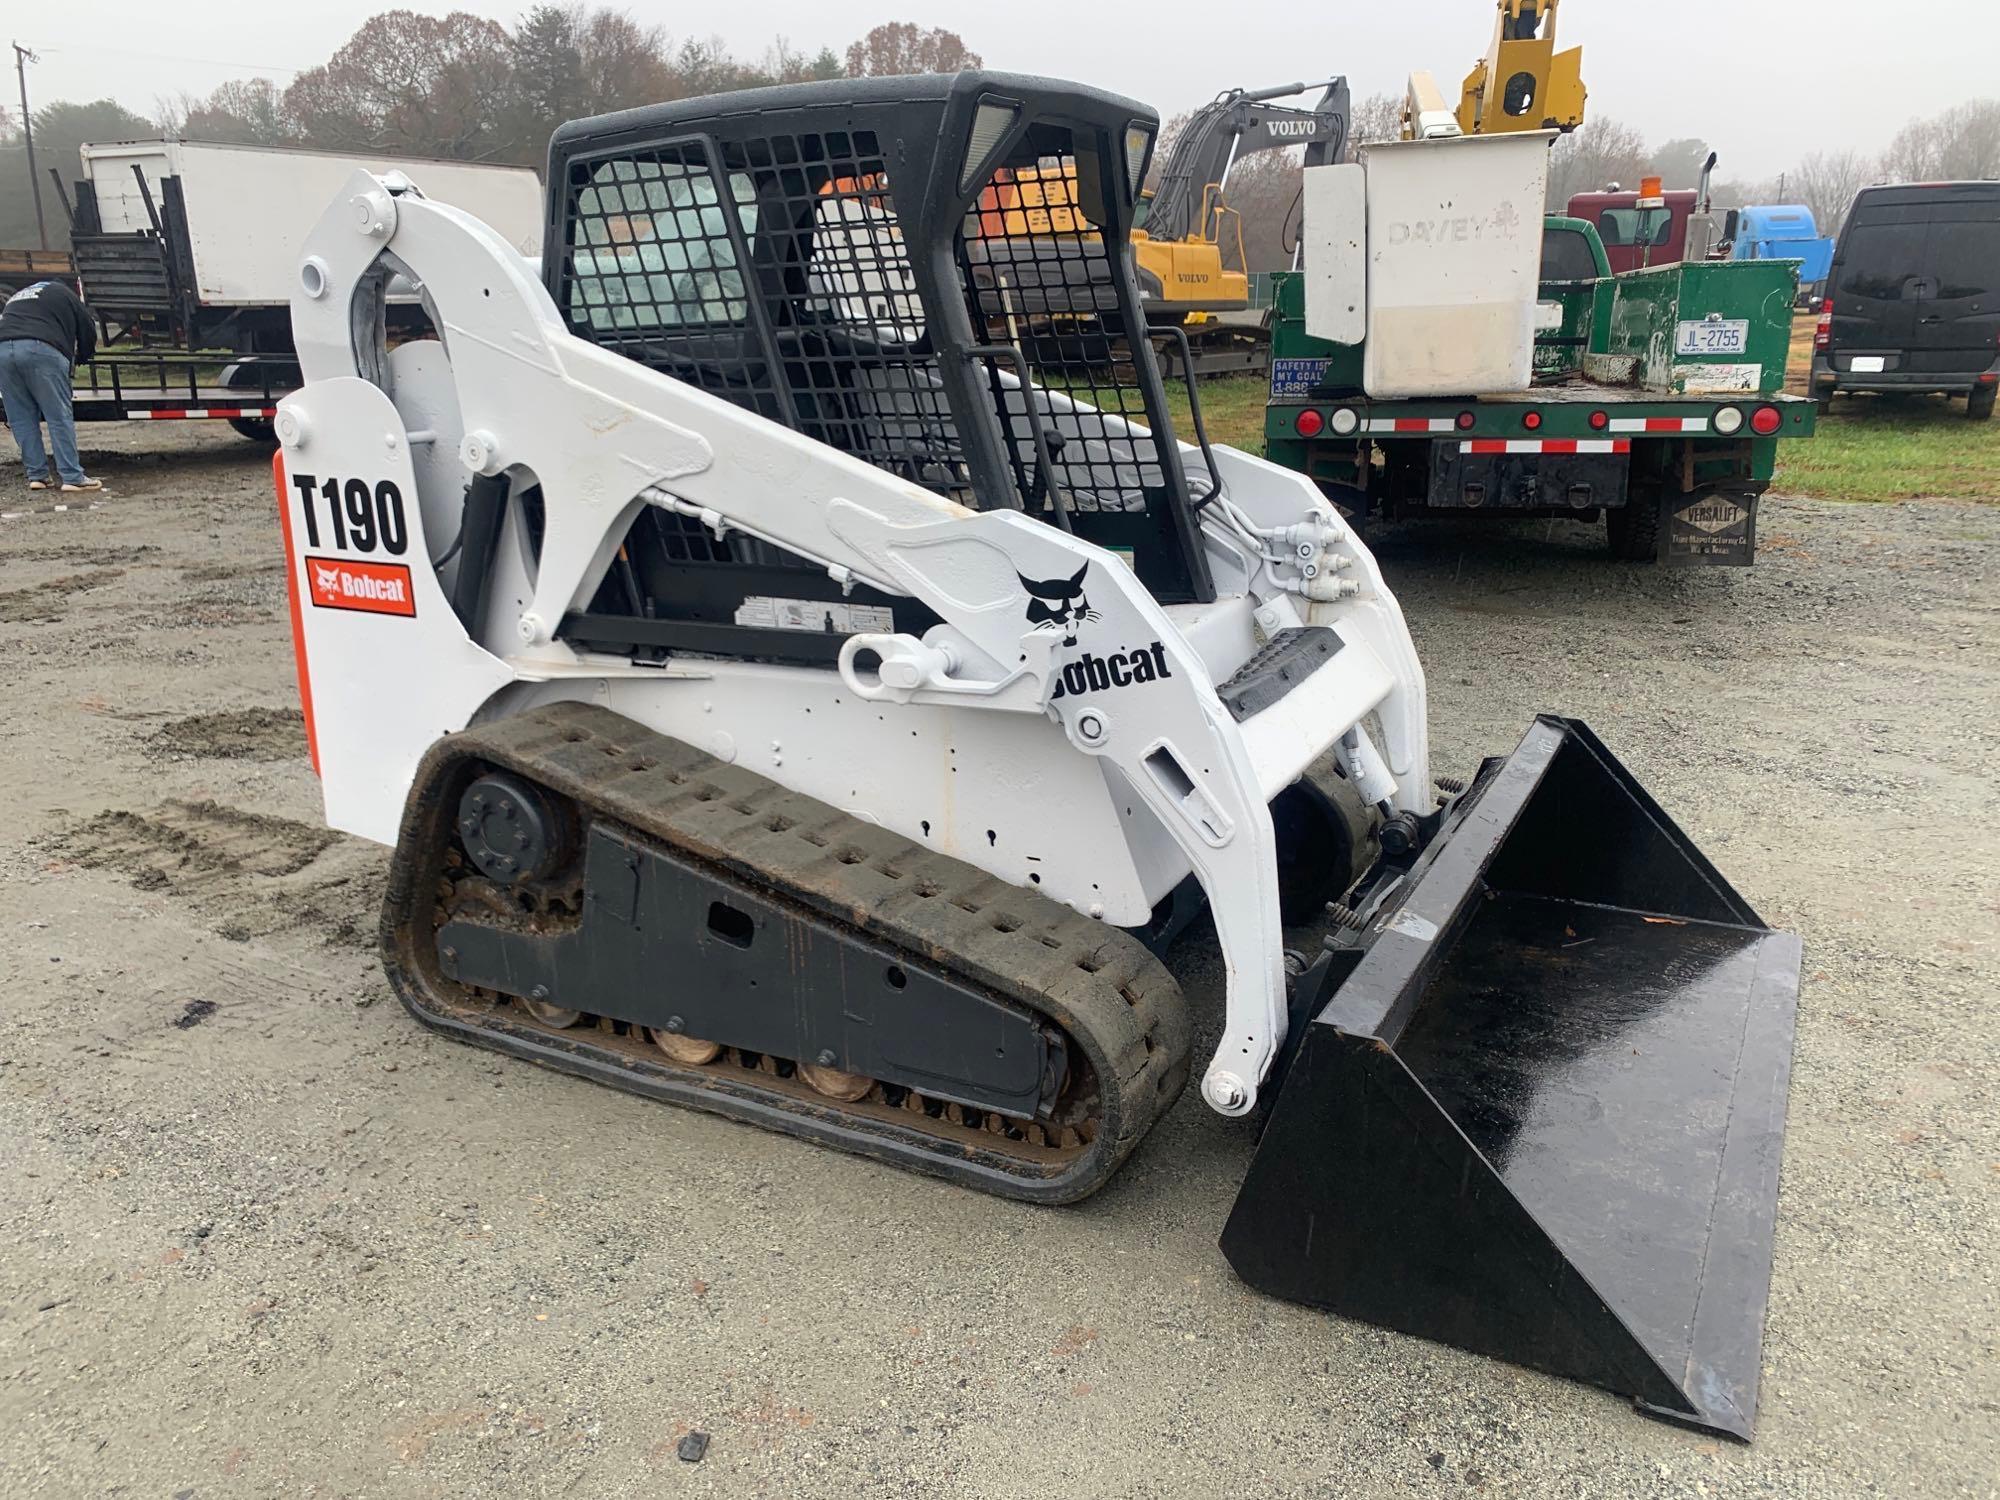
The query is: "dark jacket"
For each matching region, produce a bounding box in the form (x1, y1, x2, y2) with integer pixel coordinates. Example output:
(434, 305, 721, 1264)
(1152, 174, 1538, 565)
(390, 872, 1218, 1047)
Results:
(0, 279, 96, 365)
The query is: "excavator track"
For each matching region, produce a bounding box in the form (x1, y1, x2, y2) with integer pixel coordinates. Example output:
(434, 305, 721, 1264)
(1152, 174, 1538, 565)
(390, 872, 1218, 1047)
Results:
(380, 702, 1193, 1204)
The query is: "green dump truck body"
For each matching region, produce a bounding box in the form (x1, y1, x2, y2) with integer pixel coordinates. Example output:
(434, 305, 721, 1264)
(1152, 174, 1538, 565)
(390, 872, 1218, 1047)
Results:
(1264, 217, 1815, 566)
(1590, 258, 1801, 397)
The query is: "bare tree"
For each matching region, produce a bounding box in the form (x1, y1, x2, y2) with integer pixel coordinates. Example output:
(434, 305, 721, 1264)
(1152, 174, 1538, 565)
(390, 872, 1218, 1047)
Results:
(1647, 137, 1712, 191)
(1545, 116, 1649, 208)
(1220, 150, 1307, 271)
(1791, 149, 1874, 234)
(1709, 174, 1782, 213)
(671, 36, 753, 96)
(1348, 91, 1403, 152)
(843, 23, 981, 78)
(1882, 116, 1942, 180)
(1882, 98, 2000, 182)
(171, 80, 292, 145)
(748, 37, 844, 86)
(152, 91, 197, 138)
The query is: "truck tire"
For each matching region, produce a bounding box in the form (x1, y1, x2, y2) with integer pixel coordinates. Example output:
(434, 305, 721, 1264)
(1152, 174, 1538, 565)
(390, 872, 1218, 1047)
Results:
(220, 360, 284, 444)
(1606, 490, 1665, 563)
(1969, 386, 1996, 422)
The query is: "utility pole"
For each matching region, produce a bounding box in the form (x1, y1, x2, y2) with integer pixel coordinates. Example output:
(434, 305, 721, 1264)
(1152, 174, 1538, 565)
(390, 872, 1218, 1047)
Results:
(12, 41, 45, 250)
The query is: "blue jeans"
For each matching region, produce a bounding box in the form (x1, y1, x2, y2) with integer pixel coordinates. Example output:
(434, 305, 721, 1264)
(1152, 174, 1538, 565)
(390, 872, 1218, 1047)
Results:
(0, 338, 85, 484)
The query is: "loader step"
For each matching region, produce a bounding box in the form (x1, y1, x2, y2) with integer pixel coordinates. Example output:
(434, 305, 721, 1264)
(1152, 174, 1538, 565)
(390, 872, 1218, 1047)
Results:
(380, 703, 1193, 1204)
(1215, 627, 1342, 722)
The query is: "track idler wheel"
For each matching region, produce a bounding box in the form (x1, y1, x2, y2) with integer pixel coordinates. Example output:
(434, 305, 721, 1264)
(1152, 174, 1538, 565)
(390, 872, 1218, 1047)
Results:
(797, 1055, 873, 1101)
(649, 1024, 721, 1066)
(520, 988, 582, 1028)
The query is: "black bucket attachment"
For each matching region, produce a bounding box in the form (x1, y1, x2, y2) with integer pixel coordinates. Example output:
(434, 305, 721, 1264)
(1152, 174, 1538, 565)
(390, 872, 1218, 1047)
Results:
(1222, 717, 1799, 1440)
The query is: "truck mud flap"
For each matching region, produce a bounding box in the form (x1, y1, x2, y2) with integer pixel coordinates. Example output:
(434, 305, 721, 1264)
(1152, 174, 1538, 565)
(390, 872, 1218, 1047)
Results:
(1221, 717, 1799, 1439)
(1666, 486, 1759, 565)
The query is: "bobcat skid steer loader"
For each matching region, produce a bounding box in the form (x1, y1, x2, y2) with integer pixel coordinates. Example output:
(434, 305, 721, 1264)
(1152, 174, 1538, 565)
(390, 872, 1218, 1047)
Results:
(271, 73, 1799, 1438)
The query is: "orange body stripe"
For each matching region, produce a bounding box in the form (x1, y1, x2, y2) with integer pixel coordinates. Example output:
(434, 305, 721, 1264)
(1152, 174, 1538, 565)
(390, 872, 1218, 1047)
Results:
(271, 450, 321, 776)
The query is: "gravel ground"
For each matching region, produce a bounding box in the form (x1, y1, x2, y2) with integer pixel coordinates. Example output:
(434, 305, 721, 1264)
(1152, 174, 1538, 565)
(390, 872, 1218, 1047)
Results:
(0, 424, 1994, 1499)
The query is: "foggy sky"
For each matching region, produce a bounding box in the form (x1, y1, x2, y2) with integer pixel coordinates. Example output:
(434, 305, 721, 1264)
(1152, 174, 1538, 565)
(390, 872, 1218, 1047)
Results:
(15, 0, 1995, 181)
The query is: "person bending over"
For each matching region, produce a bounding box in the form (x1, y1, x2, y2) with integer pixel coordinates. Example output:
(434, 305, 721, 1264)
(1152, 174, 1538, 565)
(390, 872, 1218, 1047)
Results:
(0, 278, 101, 493)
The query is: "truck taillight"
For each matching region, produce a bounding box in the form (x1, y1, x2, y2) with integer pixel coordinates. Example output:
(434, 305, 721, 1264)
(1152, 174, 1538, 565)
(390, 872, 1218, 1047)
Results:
(1814, 300, 1833, 350)
(1750, 405, 1784, 435)
(1295, 409, 1324, 437)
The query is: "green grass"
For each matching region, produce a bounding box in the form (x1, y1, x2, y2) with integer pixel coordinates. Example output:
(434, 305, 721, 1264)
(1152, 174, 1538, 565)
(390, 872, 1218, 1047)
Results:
(1162, 375, 1268, 454)
(1774, 396, 2000, 503)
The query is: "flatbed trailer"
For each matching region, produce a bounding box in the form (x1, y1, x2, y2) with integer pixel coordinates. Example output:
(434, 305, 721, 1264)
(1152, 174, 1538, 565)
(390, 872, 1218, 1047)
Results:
(0, 352, 298, 442)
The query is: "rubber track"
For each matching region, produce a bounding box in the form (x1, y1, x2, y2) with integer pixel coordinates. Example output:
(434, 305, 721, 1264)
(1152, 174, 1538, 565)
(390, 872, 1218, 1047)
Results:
(379, 702, 1193, 1204)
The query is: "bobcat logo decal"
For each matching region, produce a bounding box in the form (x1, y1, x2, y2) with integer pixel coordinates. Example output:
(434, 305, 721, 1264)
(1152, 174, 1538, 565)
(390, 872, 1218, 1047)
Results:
(313, 563, 343, 595)
(1020, 562, 1172, 699)
(1019, 564, 1098, 647)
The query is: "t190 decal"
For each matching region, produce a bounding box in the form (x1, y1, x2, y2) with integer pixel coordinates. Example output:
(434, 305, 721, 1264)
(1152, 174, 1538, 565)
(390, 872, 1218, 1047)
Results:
(290, 473, 409, 556)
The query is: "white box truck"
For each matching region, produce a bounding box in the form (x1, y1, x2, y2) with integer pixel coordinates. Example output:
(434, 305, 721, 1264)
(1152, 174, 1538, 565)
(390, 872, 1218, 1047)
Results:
(47, 141, 541, 436)
(68, 140, 541, 350)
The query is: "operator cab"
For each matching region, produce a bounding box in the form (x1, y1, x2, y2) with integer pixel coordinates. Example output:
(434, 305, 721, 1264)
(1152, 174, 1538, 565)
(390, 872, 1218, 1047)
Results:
(544, 73, 1216, 665)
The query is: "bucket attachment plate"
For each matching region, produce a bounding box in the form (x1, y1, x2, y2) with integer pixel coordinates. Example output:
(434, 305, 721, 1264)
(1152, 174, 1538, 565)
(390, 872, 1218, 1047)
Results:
(1222, 717, 1799, 1439)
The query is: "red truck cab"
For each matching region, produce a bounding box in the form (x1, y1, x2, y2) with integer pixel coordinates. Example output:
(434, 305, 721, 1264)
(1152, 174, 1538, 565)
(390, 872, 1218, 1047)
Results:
(1566, 189, 1699, 273)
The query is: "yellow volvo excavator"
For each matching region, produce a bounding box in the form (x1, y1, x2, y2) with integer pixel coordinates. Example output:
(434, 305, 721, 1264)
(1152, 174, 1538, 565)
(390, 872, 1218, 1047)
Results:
(1131, 78, 1352, 358)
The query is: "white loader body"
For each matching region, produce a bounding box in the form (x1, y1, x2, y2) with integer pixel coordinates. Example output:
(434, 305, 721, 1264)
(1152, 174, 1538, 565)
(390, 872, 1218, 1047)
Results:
(277, 171, 1429, 1118)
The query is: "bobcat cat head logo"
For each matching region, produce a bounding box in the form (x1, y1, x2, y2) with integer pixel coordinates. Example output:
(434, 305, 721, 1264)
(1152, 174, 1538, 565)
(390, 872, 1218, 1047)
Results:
(313, 563, 342, 594)
(1020, 564, 1098, 647)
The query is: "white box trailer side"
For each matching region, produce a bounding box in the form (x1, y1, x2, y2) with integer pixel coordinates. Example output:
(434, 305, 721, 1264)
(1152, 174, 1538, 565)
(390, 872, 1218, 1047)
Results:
(79, 141, 542, 306)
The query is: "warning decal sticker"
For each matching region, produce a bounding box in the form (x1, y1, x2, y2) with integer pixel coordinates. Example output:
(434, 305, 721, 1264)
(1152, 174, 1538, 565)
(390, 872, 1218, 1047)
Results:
(733, 596, 895, 634)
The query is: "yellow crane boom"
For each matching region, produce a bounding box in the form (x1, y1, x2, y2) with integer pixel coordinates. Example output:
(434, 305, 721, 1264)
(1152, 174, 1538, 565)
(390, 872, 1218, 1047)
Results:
(1456, 0, 1586, 135)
